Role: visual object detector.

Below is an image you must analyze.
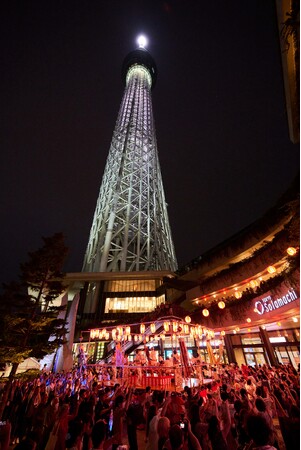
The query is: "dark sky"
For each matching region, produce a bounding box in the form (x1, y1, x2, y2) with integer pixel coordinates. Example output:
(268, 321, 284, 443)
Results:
(0, 0, 299, 284)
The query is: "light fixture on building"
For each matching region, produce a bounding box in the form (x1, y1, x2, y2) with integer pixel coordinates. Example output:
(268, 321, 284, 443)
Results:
(233, 330, 237, 334)
(164, 321, 170, 332)
(246, 318, 251, 323)
(202, 309, 209, 317)
(277, 322, 281, 326)
(150, 323, 156, 333)
(267, 265, 277, 274)
(235, 327, 240, 332)
(250, 280, 258, 288)
(261, 325, 266, 330)
(218, 301, 225, 309)
(287, 247, 297, 256)
(185, 315, 191, 323)
(140, 324, 145, 334)
(247, 328, 251, 332)
(235, 291, 242, 299)
(292, 317, 298, 323)
(221, 330, 225, 336)
(125, 326, 131, 335)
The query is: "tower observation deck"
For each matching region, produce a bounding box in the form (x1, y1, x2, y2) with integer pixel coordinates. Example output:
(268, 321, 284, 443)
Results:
(82, 44, 177, 272)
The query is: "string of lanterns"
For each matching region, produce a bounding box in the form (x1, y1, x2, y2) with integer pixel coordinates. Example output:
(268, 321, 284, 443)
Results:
(89, 316, 215, 342)
(197, 247, 298, 318)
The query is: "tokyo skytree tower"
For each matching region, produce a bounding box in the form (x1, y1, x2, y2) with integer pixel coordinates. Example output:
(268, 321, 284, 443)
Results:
(82, 37, 177, 273)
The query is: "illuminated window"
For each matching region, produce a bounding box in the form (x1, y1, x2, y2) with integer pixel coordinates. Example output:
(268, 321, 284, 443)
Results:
(104, 294, 163, 313)
(105, 279, 158, 292)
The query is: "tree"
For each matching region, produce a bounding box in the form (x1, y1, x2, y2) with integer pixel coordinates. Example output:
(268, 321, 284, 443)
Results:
(0, 233, 69, 378)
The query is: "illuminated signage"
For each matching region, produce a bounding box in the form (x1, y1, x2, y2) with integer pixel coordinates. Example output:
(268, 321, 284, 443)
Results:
(254, 289, 298, 315)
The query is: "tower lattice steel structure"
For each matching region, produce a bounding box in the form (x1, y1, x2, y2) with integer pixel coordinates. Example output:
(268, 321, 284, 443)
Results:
(82, 47, 177, 272)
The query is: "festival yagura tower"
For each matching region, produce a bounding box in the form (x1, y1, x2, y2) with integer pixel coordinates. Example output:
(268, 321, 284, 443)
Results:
(82, 42, 177, 273)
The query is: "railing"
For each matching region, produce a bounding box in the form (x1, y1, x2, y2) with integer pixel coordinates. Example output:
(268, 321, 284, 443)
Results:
(86, 362, 207, 390)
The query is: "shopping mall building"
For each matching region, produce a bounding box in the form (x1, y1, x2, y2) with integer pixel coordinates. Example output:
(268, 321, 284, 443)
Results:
(61, 179, 299, 370)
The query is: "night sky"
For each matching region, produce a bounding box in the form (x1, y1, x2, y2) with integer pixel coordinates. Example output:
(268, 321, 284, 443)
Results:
(1, 1, 299, 284)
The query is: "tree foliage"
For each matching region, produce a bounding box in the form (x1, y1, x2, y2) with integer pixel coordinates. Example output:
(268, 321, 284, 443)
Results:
(0, 233, 69, 372)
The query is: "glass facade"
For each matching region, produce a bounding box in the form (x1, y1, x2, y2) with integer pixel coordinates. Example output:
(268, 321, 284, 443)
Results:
(230, 326, 300, 368)
(104, 294, 165, 313)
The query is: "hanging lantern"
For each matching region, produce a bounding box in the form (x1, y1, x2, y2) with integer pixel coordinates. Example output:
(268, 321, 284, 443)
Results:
(185, 316, 191, 323)
(117, 327, 123, 336)
(139, 335, 142, 341)
(235, 291, 242, 299)
(267, 265, 277, 274)
(190, 326, 196, 336)
(145, 336, 149, 342)
(140, 324, 145, 334)
(246, 318, 251, 323)
(292, 317, 298, 323)
(102, 329, 107, 337)
(90, 329, 96, 339)
(183, 324, 189, 334)
(112, 329, 117, 339)
(160, 334, 165, 340)
(250, 280, 258, 288)
(235, 327, 240, 332)
(218, 301, 225, 309)
(125, 326, 131, 335)
(202, 309, 209, 317)
(127, 334, 132, 341)
(105, 332, 110, 340)
(155, 335, 160, 341)
(172, 322, 178, 333)
(117, 335, 122, 341)
(150, 323, 156, 333)
(221, 330, 225, 336)
(287, 247, 297, 256)
(164, 321, 170, 332)
(134, 335, 138, 342)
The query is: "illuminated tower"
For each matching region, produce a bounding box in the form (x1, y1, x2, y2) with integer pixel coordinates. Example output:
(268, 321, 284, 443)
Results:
(82, 37, 177, 272)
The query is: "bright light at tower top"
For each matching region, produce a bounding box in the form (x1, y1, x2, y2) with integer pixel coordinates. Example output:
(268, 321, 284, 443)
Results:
(137, 35, 148, 48)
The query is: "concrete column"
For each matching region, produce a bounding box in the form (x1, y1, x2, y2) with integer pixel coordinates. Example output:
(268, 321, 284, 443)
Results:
(259, 326, 278, 367)
(224, 334, 236, 364)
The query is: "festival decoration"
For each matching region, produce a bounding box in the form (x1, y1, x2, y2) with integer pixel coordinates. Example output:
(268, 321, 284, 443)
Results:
(267, 265, 277, 274)
(164, 321, 170, 332)
(202, 309, 209, 317)
(287, 247, 297, 255)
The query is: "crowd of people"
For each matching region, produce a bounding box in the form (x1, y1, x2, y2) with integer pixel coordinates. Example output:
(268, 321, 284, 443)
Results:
(0, 361, 299, 450)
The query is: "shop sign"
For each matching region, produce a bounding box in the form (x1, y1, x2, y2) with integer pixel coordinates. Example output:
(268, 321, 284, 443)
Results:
(254, 289, 298, 315)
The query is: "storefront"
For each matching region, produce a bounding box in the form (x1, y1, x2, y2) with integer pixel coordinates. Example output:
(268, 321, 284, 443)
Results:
(229, 326, 300, 369)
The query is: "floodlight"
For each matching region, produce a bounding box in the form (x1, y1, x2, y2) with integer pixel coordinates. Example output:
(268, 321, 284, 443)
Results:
(137, 35, 148, 48)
